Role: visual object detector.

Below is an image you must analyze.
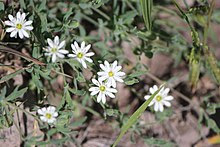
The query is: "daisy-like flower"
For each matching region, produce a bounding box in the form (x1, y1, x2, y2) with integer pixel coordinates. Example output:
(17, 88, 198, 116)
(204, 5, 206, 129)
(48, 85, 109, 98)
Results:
(144, 85, 174, 112)
(68, 41, 94, 68)
(37, 106, 58, 124)
(4, 11, 33, 39)
(44, 36, 69, 62)
(97, 60, 125, 88)
(89, 79, 117, 104)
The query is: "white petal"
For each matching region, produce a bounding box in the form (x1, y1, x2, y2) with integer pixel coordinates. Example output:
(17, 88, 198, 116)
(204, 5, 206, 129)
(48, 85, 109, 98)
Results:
(40, 116, 48, 122)
(58, 49, 69, 54)
(16, 12, 21, 19)
(85, 52, 94, 57)
(101, 94, 106, 104)
(92, 79, 100, 86)
(100, 64, 107, 71)
(158, 103, 164, 112)
(112, 60, 118, 69)
(21, 29, 29, 38)
(54, 36, 59, 45)
(98, 75, 108, 82)
(81, 60, 87, 68)
(116, 72, 126, 76)
(58, 41, 65, 49)
(81, 41, 85, 49)
(84, 44, 91, 52)
(18, 30, 24, 39)
(74, 41, 80, 49)
(56, 53, 65, 58)
(106, 87, 117, 93)
(163, 101, 171, 107)
(97, 92, 102, 103)
(6, 27, 16, 32)
(47, 118, 56, 123)
(106, 92, 115, 98)
(24, 20, 32, 26)
(84, 57, 93, 63)
(52, 54, 57, 62)
(89, 87, 99, 91)
(10, 30, 18, 37)
(90, 89, 100, 96)
(53, 112, 58, 117)
(144, 95, 150, 100)
(154, 102, 159, 111)
(164, 96, 173, 101)
(71, 44, 77, 53)
(5, 21, 15, 26)
(68, 54, 76, 58)
(47, 38, 55, 48)
(113, 66, 122, 72)
(104, 60, 110, 69)
(114, 76, 124, 83)
(111, 79, 117, 88)
(47, 106, 56, 112)
(8, 14, 14, 21)
(24, 26, 33, 30)
(97, 71, 107, 76)
(21, 13, 26, 21)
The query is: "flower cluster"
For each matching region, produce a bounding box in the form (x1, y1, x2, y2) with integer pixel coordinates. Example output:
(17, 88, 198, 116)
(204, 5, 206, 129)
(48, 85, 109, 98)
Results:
(89, 60, 126, 104)
(144, 85, 173, 112)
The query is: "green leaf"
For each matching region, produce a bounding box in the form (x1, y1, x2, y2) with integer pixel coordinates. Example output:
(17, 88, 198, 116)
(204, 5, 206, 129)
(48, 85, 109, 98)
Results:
(112, 85, 163, 147)
(69, 117, 87, 127)
(143, 137, 175, 147)
(206, 118, 220, 133)
(6, 87, 28, 101)
(0, 69, 24, 84)
(140, 0, 153, 31)
(0, 2, 4, 11)
(19, 0, 26, 9)
(124, 78, 139, 85)
(128, 71, 146, 78)
(0, 86, 7, 101)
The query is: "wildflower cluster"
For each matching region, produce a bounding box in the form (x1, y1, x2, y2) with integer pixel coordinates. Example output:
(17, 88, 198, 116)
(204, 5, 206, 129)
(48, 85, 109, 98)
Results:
(3, 11, 174, 126)
(89, 60, 126, 104)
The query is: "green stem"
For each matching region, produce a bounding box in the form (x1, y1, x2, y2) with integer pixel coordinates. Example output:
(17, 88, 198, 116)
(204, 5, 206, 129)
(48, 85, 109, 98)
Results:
(4, 101, 41, 122)
(203, 0, 215, 45)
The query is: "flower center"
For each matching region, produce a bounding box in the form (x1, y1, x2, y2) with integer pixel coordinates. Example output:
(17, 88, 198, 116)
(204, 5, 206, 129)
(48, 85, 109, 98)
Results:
(99, 85, 106, 92)
(45, 113, 52, 119)
(156, 95, 162, 102)
(51, 48, 57, 53)
(16, 23, 22, 29)
(77, 52, 83, 58)
(108, 71, 114, 77)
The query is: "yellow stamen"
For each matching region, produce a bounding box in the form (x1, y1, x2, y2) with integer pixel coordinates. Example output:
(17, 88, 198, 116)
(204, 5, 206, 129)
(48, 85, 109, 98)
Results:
(77, 52, 83, 58)
(51, 48, 57, 53)
(16, 23, 22, 29)
(156, 95, 162, 102)
(108, 71, 114, 77)
(100, 85, 106, 92)
(45, 113, 52, 119)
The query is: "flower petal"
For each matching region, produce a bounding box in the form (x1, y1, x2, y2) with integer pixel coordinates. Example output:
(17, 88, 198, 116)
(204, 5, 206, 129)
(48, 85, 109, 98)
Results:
(58, 41, 65, 49)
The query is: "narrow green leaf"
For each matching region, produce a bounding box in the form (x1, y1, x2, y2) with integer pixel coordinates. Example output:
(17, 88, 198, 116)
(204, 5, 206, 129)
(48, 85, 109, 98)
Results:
(0, 68, 24, 84)
(112, 85, 163, 147)
(140, 0, 153, 31)
(6, 87, 28, 101)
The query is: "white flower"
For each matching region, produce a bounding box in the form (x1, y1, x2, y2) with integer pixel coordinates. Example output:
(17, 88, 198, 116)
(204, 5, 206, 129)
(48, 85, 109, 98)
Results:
(4, 11, 33, 39)
(144, 85, 174, 112)
(89, 79, 117, 104)
(97, 60, 125, 88)
(68, 41, 94, 68)
(44, 36, 69, 62)
(37, 106, 58, 124)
